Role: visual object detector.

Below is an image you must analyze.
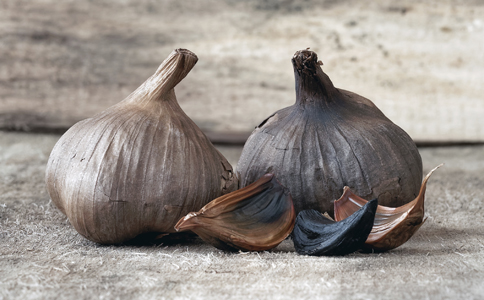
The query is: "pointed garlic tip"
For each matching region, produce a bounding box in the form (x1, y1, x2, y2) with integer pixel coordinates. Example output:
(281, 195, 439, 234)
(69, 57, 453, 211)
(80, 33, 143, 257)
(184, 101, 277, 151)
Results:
(174, 174, 295, 252)
(174, 212, 199, 232)
(135, 48, 199, 103)
(421, 163, 444, 189)
(334, 164, 443, 252)
(292, 199, 378, 256)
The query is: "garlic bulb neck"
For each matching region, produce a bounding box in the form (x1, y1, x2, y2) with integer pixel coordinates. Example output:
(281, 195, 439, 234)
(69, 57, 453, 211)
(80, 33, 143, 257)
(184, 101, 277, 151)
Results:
(127, 49, 198, 106)
(292, 49, 339, 107)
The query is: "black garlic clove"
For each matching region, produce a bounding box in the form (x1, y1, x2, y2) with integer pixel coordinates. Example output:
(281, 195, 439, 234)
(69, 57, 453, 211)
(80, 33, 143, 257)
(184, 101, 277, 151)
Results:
(292, 199, 378, 256)
(174, 174, 295, 252)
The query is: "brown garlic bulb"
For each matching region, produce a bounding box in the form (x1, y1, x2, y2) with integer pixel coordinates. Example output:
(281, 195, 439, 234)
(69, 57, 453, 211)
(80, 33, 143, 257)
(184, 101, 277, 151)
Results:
(175, 174, 295, 252)
(334, 164, 442, 251)
(45, 49, 238, 244)
(237, 49, 422, 215)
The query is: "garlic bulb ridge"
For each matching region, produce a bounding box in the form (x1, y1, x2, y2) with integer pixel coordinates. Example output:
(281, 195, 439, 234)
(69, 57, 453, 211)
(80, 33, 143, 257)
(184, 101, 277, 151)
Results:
(237, 49, 422, 215)
(46, 49, 238, 244)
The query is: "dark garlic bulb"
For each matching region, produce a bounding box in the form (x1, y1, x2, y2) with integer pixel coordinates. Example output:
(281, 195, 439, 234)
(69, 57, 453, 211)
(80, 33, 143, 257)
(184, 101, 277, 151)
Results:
(334, 164, 442, 252)
(237, 49, 422, 215)
(175, 174, 295, 252)
(292, 199, 378, 256)
(45, 49, 238, 244)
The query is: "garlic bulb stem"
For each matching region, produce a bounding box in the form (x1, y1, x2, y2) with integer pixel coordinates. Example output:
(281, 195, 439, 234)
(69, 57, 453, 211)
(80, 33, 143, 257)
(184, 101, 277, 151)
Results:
(127, 49, 198, 105)
(292, 50, 339, 105)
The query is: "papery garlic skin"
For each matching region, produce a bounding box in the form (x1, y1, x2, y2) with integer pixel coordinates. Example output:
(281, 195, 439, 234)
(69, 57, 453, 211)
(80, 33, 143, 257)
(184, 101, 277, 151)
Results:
(175, 174, 295, 252)
(45, 49, 238, 244)
(237, 49, 422, 215)
(334, 164, 442, 251)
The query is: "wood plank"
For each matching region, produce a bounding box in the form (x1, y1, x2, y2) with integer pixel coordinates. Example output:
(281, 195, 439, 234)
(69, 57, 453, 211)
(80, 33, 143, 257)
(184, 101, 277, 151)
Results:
(1, 1, 483, 142)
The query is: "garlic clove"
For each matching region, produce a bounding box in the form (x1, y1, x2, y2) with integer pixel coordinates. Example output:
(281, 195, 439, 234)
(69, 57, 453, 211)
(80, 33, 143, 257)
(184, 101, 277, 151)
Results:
(334, 164, 443, 251)
(292, 199, 378, 256)
(45, 49, 238, 244)
(174, 174, 296, 252)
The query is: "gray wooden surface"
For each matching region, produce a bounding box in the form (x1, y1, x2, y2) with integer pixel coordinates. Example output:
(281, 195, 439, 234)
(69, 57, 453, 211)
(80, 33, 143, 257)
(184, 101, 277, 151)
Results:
(1, 131, 483, 299)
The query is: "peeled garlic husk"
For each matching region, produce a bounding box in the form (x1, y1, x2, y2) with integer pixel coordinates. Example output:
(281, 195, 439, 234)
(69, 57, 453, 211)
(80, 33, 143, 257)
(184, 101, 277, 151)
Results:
(334, 164, 442, 251)
(292, 199, 378, 256)
(237, 49, 422, 215)
(175, 174, 295, 252)
(45, 49, 238, 244)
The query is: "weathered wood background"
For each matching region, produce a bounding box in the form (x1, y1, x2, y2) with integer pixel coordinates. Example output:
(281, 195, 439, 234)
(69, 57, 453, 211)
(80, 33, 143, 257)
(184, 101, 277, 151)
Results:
(1, 0, 483, 142)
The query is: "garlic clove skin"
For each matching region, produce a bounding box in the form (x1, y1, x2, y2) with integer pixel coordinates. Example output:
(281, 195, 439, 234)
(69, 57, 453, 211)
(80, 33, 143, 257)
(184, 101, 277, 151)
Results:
(174, 174, 296, 252)
(237, 49, 422, 216)
(292, 199, 378, 256)
(45, 49, 238, 244)
(334, 164, 443, 251)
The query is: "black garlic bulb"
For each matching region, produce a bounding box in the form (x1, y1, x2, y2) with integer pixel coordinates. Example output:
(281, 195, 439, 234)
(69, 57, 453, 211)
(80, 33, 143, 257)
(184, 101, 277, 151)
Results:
(292, 199, 378, 256)
(237, 49, 422, 215)
(45, 49, 238, 244)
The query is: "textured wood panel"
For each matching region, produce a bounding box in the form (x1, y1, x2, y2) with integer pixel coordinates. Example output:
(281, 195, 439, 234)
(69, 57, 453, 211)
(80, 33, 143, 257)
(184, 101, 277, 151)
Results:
(1, 0, 483, 141)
